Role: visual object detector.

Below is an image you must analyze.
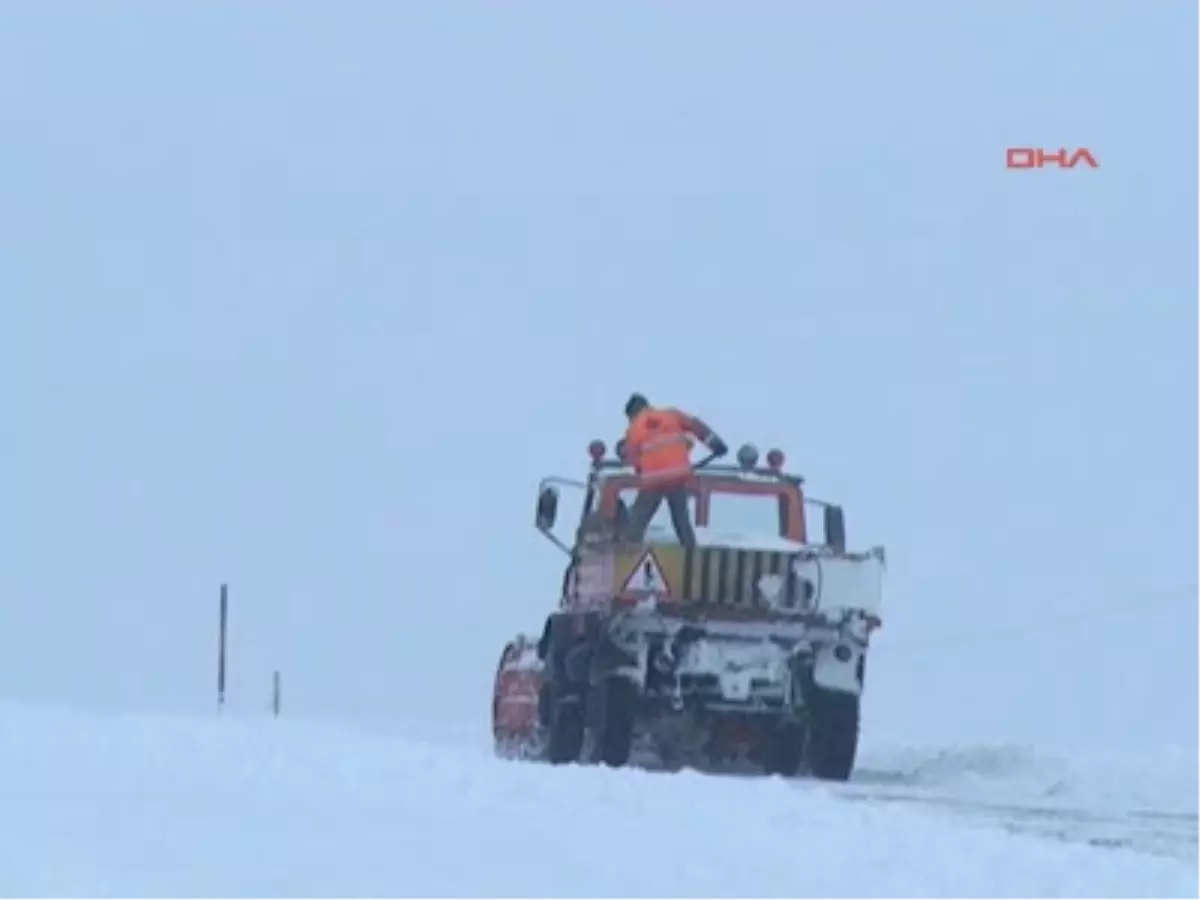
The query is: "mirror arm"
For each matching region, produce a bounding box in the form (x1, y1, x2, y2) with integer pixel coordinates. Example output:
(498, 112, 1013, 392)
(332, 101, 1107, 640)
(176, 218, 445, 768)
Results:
(539, 527, 574, 557)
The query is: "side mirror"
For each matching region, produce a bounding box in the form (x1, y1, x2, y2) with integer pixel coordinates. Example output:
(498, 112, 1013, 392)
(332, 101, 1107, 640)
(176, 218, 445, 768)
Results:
(535, 486, 559, 531)
(824, 504, 846, 553)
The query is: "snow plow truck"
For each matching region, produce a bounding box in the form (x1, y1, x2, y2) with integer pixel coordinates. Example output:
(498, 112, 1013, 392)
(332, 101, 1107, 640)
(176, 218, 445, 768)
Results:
(491, 440, 885, 781)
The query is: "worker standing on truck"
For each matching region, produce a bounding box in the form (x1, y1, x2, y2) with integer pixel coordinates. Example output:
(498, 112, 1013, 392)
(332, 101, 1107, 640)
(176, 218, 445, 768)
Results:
(619, 393, 728, 547)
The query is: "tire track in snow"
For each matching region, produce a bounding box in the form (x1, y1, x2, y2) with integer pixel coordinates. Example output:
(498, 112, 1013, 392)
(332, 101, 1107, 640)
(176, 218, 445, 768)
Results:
(834, 745, 1199, 862)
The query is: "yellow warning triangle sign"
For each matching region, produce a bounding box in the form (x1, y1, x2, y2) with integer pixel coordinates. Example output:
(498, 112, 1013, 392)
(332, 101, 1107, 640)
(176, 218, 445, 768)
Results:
(622, 549, 672, 595)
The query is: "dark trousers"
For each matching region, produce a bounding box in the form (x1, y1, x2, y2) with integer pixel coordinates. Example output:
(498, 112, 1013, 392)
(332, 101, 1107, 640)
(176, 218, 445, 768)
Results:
(625, 485, 695, 547)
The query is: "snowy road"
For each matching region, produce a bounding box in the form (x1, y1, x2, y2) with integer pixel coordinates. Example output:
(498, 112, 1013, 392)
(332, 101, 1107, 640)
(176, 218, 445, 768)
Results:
(0, 700, 1194, 897)
(843, 743, 1198, 864)
(840, 786, 1196, 862)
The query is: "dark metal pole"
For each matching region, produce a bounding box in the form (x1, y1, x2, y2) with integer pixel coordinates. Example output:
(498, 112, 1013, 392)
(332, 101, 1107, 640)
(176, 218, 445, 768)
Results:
(217, 584, 228, 712)
(272, 670, 281, 718)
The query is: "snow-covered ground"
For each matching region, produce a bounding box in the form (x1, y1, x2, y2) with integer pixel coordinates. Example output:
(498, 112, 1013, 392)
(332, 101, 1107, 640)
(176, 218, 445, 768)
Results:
(0, 699, 1193, 898)
(1, 3, 1194, 897)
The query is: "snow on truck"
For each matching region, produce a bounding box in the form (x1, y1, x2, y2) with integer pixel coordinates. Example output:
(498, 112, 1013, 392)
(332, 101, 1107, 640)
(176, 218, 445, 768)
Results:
(491, 440, 885, 781)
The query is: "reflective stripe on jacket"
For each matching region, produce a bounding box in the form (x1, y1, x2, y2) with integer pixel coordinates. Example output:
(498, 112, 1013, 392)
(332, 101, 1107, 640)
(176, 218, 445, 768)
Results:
(623, 407, 710, 485)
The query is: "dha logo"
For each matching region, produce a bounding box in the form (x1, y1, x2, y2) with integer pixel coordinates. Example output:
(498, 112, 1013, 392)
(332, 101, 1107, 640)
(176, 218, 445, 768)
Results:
(1007, 148, 1099, 169)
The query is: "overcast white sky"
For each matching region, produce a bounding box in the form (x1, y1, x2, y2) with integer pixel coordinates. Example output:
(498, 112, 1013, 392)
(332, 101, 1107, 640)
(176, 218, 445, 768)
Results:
(2, 2, 1195, 752)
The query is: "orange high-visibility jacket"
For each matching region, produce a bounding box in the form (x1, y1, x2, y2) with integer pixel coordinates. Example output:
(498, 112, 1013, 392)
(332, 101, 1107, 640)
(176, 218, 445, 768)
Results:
(622, 407, 713, 486)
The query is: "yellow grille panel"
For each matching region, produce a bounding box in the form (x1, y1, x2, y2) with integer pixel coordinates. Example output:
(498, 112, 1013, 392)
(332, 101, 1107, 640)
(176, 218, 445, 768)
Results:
(613, 542, 792, 609)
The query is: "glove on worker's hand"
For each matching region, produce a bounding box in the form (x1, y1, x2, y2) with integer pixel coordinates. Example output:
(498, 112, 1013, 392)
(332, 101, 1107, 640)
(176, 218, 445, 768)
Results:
(707, 435, 729, 456)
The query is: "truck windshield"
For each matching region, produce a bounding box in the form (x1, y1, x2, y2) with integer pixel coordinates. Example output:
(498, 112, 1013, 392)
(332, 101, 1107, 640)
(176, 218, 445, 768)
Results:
(614, 487, 785, 542)
(705, 491, 784, 538)
(616, 488, 697, 543)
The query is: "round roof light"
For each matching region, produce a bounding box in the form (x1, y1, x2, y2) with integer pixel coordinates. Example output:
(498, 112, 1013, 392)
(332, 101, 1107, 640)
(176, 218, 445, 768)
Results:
(737, 443, 759, 470)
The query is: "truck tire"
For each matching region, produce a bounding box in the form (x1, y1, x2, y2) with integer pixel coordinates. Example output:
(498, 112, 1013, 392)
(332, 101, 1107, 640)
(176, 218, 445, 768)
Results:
(591, 676, 637, 767)
(543, 614, 593, 765)
(803, 687, 859, 781)
(546, 685, 585, 764)
(761, 721, 805, 777)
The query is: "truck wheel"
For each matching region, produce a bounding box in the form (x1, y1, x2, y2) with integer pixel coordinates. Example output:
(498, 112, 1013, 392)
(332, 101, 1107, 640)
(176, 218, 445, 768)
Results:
(591, 677, 638, 767)
(761, 722, 805, 777)
(546, 685, 585, 764)
(544, 617, 590, 765)
(803, 687, 859, 781)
